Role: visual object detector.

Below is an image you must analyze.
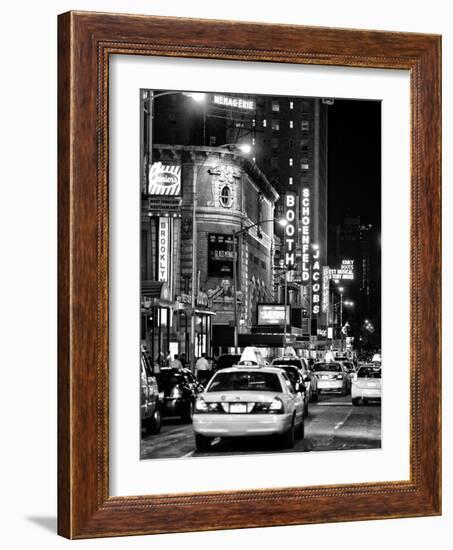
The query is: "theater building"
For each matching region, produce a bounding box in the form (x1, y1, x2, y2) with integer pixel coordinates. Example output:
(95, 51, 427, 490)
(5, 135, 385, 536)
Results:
(141, 144, 279, 363)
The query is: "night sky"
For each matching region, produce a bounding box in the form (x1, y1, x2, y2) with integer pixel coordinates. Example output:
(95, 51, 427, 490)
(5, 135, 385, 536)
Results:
(327, 99, 381, 229)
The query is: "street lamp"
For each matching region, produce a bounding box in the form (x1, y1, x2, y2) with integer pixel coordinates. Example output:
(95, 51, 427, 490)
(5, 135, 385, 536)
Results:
(232, 218, 287, 353)
(217, 143, 252, 155)
(142, 90, 207, 194)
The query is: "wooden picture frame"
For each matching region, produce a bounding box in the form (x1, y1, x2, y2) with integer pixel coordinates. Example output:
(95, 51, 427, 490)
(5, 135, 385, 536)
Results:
(58, 11, 441, 539)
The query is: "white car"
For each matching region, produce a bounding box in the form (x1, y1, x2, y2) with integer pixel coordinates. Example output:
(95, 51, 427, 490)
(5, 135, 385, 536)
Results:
(192, 366, 305, 451)
(351, 365, 382, 405)
(312, 361, 350, 395)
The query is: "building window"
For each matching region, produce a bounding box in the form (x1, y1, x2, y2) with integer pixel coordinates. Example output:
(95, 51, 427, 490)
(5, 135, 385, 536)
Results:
(219, 185, 233, 208)
(289, 158, 293, 166)
(252, 118, 256, 126)
(263, 119, 267, 127)
(302, 100, 309, 112)
(289, 101, 294, 110)
(289, 177, 293, 185)
(301, 139, 309, 151)
(289, 139, 294, 148)
(209, 136, 217, 146)
(271, 157, 279, 169)
(168, 114, 176, 125)
(271, 137, 279, 151)
(301, 120, 309, 132)
(301, 163, 309, 170)
(252, 137, 256, 145)
(271, 119, 280, 131)
(272, 101, 280, 112)
(289, 120, 294, 128)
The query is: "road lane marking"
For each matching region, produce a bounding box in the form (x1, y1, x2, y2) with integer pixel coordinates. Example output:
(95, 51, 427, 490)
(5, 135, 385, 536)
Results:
(333, 409, 353, 431)
(314, 402, 351, 406)
(181, 450, 195, 458)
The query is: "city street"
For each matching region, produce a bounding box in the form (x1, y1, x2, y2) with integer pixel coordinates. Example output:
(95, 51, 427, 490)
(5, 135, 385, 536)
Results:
(140, 393, 381, 459)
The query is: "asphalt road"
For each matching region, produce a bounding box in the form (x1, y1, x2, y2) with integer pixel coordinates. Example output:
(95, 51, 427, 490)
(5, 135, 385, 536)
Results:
(140, 392, 381, 460)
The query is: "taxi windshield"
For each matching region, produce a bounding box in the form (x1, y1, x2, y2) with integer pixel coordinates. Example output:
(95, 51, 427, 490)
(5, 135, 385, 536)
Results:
(358, 367, 381, 378)
(207, 371, 282, 392)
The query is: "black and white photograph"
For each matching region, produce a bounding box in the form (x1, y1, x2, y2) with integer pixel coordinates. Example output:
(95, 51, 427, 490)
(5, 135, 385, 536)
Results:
(139, 89, 382, 459)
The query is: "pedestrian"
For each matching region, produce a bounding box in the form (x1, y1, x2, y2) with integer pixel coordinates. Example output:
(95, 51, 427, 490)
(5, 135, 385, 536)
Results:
(195, 352, 210, 386)
(169, 353, 183, 370)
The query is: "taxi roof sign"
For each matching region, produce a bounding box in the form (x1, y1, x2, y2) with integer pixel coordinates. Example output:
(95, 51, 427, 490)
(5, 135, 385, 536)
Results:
(238, 347, 268, 367)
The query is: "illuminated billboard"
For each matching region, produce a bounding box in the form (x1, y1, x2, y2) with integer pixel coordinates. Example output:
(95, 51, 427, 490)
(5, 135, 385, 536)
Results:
(330, 259, 355, 281)
(207, 233, 234, 277)
(257, 304, 290, 326)
(148, 161, 181, 196)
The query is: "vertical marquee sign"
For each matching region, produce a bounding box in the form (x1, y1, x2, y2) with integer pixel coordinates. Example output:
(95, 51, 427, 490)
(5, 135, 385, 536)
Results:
(284, 193, 297, 273)
(312, 245, 321, 316)
(301, 188, 310, 284)
(157, 217, 170, 283)
(322, 266, 330, 315)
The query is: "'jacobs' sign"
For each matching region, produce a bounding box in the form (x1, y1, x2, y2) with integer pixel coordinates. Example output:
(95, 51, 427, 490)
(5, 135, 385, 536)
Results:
(312, 244, 321, 316)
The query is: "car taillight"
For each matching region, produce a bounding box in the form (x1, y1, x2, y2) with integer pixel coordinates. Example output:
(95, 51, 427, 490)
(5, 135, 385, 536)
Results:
(194, 397, 208, 413)
(268, 397, 284, 414)
(171, 385, 183, 398)
(207, 402, 224, 413)
(335, 374, 343, 380)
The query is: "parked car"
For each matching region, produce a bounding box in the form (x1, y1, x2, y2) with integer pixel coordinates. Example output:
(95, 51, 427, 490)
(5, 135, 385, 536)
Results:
(140, 350, 161, 434)
(351, 365, 382, 405)
(312, 361, 350, 395)
(155, 368, 203, 422)
(193, 366, 305, 451)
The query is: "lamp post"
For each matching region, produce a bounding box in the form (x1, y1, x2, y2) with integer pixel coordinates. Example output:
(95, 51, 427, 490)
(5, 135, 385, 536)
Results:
(274, 265, 294, 350)
(142, 91, 206, 194)
(232, 218, 287, 354)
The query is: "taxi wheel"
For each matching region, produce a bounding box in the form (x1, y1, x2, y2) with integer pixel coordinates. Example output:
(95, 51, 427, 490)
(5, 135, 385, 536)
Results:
(352, 398, 360, 406)
(295, 417, 305, 440)
(144, 407, 162, 434)
(195, 433, 212, 451)
(281, 418, 295, 449)
(149, 407, 162, 434)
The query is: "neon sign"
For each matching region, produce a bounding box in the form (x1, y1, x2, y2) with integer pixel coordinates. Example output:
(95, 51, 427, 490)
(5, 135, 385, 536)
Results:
(301, 188, 310, 284)
(212, 95, 255, 110)
(284, 193, 297, 269)
(312, 245, 321, 316)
